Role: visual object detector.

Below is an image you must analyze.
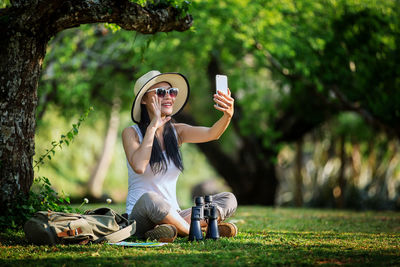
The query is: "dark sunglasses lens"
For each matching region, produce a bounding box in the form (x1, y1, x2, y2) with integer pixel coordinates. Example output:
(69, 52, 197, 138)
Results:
(156, 88, 166, 97)
(169, 88, 178, 97)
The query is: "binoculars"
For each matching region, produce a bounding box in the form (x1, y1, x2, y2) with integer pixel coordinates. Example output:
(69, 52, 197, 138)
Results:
(188, 195, 219, 241)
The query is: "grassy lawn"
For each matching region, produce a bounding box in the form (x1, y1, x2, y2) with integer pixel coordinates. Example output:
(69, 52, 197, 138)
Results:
(1, 206, 399, 266)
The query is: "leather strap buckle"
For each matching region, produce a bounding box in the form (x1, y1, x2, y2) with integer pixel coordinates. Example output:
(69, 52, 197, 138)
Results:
(57, 227, 83, 237)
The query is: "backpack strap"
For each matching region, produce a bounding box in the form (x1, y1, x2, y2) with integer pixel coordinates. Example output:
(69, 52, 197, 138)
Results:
(57, 228, 83, 237)
(93, 221, 136, 244)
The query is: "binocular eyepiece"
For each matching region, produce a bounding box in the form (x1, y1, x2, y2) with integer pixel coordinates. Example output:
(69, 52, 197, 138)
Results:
(188, 195, 219, 241)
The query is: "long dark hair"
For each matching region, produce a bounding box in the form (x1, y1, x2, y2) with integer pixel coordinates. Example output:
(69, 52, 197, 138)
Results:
(138, 104, 184, 174)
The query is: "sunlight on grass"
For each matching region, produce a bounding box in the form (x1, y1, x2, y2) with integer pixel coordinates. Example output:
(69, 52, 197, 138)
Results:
(1, 207, 399, 266)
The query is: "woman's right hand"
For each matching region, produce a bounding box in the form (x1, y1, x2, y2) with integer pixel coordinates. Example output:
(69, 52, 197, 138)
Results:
(148, 95, 171, 129)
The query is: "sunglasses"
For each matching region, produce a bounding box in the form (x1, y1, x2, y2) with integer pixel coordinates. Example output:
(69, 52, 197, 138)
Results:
(146, 87, 179, 98)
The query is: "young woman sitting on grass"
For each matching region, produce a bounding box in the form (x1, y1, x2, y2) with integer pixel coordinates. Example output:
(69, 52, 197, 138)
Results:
(122, 70, 237, 242)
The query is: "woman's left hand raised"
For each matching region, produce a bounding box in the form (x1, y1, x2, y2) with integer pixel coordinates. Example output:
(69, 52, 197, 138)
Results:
(213, 89, 234, 119)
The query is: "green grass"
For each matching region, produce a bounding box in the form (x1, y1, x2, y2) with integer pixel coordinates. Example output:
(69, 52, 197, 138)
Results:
(1, 206, 399, 266)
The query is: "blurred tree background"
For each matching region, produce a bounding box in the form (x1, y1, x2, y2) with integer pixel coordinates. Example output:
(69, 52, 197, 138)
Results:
(33, 0, 399, 209)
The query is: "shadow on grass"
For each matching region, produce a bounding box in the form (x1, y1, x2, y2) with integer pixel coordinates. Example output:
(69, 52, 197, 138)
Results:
(1, 237, 399, 266)
(0, 231, 27, 246)
(1, 246, 399, 266)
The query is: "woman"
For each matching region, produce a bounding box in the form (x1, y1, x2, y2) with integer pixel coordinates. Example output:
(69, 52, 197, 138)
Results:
(122, 70, 237, 242)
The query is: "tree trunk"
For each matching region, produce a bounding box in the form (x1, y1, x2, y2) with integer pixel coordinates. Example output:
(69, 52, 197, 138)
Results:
(198, 139, 278, 205)
(0, 0, 192, 212)
(0, 32, 48, 212)
(87, 97, 121, 199)
(336, 134, 346, 208)
(176, 51, 330, 205)
(350, 143, 361, 186)
(294, 139, 303, 206)
(203, 52, 280, 205)
(176, 110, 279, 205)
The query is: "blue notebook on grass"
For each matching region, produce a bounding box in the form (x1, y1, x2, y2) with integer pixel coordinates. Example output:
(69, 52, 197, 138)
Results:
(108, 241, 169, 247)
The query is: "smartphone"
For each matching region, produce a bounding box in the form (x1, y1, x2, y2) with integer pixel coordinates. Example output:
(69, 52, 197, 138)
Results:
(216, 74, 228, 95)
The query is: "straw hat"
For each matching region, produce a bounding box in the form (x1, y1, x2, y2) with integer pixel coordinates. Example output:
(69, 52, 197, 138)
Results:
(131, 70, 190, 123)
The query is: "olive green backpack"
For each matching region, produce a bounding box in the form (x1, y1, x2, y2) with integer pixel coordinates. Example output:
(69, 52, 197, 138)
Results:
(24, 207, 136, 245)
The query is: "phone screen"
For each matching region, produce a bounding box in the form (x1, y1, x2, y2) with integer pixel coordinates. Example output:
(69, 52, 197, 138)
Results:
(216, 75, 228, 95)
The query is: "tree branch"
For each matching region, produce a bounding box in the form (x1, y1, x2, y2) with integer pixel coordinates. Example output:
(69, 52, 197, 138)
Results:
(48, 0, 192, 35)
(328, 85, 397, 137)
(2, 0, 192, 38)
(253, 41, 301, 81)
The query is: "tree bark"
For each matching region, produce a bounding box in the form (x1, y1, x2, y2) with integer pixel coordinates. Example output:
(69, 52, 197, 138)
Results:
(0, 32, 47, 211)
(0, 0, 192, 212)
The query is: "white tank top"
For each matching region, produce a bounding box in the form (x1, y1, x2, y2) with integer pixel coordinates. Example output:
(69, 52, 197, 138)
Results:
(125, 124, 181, 215)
